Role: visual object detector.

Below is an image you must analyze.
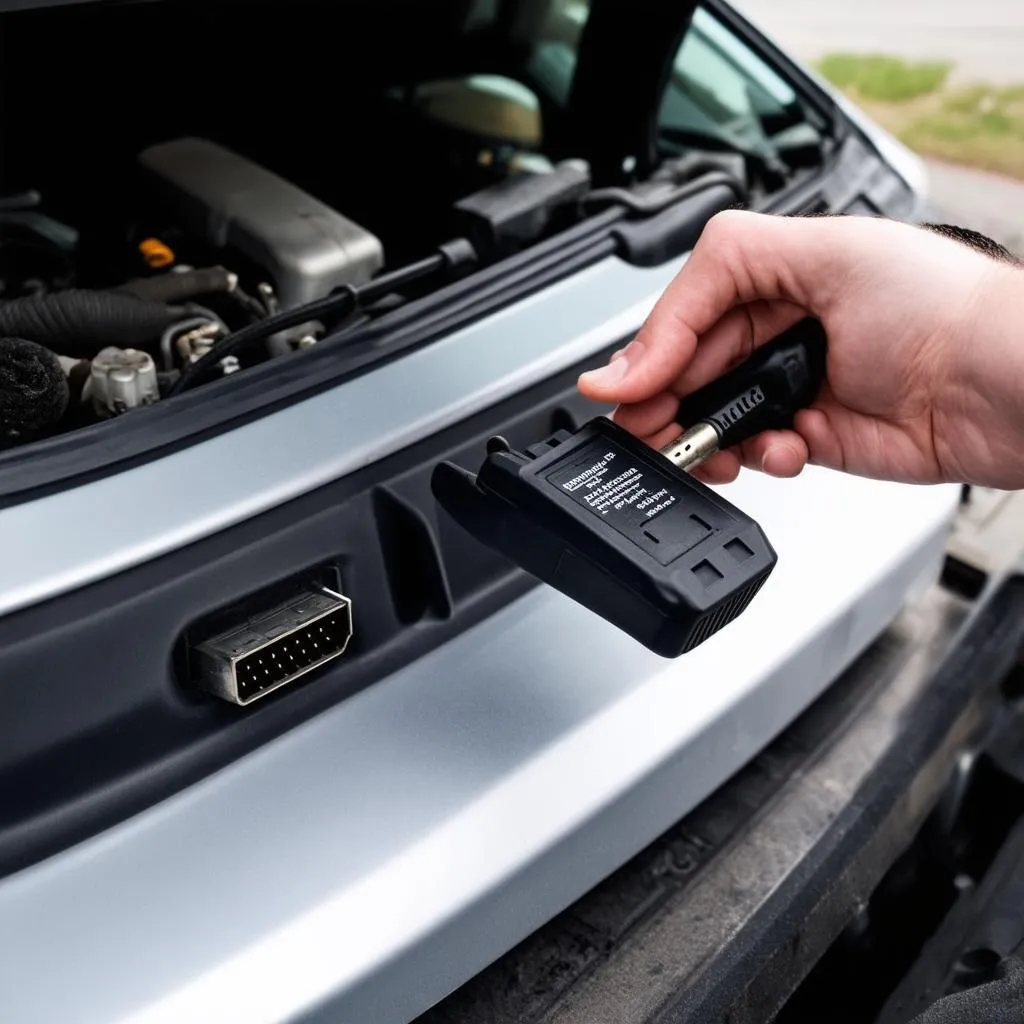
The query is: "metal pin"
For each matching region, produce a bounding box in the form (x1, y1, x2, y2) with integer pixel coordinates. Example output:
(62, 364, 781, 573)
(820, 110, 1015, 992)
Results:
(659, 421, 720, 473)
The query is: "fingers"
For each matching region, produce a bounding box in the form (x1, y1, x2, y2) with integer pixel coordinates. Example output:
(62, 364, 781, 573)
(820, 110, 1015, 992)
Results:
(612, 391, 680, 439)
(610, 301, 806, 449)
(739, 429, 810, 477)
(584, 209, 850, 486)
(641, 420, 686, 452)
(624, 418, 740, 484)
(669, 300, 805, 398)
(613, 359, 814, 483)
(689, 429, 809, 482)
(794, 406, 847, 472)
(692, 450, 742, 485)
(625, 415, 807, 483)
(579, 209, 842, 406)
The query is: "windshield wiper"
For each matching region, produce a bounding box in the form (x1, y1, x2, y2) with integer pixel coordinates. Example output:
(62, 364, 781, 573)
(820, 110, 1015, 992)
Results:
(658, 123, 789, 186)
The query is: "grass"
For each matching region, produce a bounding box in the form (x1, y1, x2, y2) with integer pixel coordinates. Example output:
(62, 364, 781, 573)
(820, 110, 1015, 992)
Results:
(817, 53, 952, 103)
(816, 54, 1024, 179)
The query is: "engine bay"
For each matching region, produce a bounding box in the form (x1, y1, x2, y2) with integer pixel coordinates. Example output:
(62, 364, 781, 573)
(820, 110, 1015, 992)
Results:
(0, 0, 827, 452)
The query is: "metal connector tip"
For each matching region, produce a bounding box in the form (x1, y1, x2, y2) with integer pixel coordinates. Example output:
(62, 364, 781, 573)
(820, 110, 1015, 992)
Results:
(193, 586, 353, 706)
(659, 421, 720, 472)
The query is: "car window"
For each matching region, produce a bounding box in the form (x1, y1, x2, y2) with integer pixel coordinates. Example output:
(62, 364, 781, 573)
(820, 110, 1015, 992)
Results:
(657, 6, 811, 161)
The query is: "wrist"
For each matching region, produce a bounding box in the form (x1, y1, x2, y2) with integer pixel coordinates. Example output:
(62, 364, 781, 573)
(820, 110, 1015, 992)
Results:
(939, 262, 1024, 488)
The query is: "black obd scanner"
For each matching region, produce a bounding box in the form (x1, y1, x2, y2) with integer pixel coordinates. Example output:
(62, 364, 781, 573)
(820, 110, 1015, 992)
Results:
(432, 318, 827, 657)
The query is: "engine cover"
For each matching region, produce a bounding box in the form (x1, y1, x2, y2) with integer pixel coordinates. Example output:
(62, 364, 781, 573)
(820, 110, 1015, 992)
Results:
(139, 137, 384, 311)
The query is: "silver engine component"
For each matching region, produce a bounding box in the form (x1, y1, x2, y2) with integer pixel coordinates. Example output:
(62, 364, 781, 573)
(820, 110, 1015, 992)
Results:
(138, 138, 385, 352)
(88, 347, 159, 416)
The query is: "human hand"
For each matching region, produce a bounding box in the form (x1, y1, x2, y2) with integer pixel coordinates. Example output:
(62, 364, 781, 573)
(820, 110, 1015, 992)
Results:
(578, 211, 1024, 489)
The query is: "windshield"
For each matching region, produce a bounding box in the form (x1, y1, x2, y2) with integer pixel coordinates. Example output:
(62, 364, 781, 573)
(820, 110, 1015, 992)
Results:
(658, 7, 808, 160)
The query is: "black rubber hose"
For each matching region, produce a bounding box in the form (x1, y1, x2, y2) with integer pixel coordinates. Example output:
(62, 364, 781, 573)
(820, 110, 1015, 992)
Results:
(0, 290, 185, 360)
(114, 266, 236, 306)
(0, 336, 69, 443)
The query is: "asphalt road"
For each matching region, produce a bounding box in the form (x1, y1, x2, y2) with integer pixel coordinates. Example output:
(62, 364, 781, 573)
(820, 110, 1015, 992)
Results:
(735, 0, 1024, 84)
(925, 161, 1024, 255)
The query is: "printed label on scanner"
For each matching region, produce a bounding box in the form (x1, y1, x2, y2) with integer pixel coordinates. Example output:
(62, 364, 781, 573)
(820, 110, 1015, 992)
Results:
(549, 443, 677, 525)
(546, 441, 714, 563)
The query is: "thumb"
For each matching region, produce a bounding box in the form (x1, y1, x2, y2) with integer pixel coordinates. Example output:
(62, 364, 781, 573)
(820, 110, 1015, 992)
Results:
(579, 210, 844, 405)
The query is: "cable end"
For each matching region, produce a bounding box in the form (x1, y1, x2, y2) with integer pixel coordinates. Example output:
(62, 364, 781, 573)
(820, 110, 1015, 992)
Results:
(659, 421, 720, 472)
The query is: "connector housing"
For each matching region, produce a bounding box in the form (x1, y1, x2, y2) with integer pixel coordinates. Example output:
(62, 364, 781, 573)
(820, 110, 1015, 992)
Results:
(432, 417, 776, 657)
(193, 586, 353, 706)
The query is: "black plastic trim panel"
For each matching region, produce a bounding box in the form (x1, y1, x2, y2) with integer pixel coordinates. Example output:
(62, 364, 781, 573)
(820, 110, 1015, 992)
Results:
(0, 343, 619, 879)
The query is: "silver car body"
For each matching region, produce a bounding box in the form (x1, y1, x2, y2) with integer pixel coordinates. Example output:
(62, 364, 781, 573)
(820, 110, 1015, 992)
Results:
(0, 10, 957, 1024)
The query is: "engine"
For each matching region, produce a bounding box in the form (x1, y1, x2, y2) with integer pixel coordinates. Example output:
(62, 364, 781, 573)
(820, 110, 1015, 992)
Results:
(0, 138, 390, 445)
(139, 137, 386, 354)
(0, 118, 606, 449)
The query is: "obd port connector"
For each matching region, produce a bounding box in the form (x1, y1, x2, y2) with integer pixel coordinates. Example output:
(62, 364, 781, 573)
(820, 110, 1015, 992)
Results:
(193, 586, 353, 706)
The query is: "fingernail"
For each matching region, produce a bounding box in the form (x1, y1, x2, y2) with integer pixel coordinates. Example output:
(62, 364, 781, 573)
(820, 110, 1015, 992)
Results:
(761, 444, 801, 477)
(580, 357, 629, 389)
